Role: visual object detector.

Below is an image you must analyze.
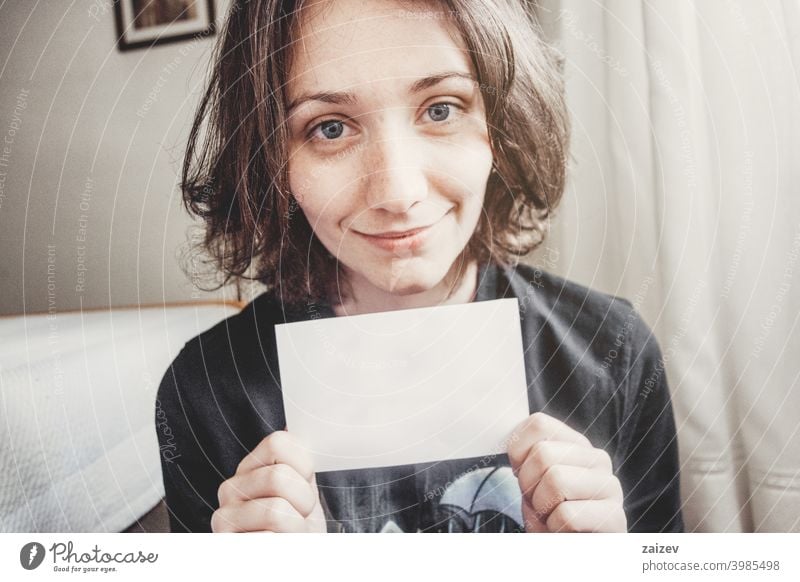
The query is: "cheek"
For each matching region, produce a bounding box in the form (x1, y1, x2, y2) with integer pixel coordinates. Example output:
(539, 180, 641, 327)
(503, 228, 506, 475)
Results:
(288, 157, 352, 235)
(431, 138, 493, 208)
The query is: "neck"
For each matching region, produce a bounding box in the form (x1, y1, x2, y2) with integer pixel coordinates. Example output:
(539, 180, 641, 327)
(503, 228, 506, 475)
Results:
(333, 260, 479, 317)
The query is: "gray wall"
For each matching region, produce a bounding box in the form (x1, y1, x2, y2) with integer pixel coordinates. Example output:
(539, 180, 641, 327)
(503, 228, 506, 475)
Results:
(0, 1, 234, 315)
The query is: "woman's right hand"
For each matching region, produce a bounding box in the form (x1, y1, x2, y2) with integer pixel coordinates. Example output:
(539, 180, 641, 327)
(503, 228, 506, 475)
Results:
(211, 430, 327, 532)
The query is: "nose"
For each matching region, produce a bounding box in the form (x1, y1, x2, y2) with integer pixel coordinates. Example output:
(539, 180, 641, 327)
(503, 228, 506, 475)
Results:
(364, 128, 428, 214)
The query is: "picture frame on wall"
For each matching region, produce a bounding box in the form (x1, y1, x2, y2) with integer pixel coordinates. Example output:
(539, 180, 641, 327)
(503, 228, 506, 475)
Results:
(114, 0, 216, 52)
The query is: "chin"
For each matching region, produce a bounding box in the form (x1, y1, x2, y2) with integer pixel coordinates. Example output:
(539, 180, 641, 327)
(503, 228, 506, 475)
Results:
(381, 279, 431, 296)
(375, 259, 451, 295)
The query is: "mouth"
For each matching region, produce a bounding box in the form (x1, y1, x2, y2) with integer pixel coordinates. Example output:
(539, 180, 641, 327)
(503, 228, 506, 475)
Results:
(354, 212, 449, 253)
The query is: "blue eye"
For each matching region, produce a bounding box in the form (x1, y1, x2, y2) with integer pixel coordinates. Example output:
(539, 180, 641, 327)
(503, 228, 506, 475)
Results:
(427, 103, 451, 122)
(317, 120, 344, 140)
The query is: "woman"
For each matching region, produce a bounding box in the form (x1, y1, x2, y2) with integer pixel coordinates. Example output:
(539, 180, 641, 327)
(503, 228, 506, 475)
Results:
(157, 0, 684, 533)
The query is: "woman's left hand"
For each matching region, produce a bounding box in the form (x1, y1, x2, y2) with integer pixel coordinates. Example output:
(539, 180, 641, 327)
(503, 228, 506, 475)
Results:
(507, 412, 627, 532)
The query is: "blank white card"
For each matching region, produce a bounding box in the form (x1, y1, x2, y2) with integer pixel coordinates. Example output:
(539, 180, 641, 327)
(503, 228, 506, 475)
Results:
(275, 298, 530, 472)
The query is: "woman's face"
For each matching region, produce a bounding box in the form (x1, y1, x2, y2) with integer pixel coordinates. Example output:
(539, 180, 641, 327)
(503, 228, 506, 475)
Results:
(286, 0, 493, 298)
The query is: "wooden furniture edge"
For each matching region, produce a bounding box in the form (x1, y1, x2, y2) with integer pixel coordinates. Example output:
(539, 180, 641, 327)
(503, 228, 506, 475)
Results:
(0, 299, 247, 319)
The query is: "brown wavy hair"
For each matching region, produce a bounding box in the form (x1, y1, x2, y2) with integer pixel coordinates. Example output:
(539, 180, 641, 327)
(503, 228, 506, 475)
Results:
(182, 0, 569, 305)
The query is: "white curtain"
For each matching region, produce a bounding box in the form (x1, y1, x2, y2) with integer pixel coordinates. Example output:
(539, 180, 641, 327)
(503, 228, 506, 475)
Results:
(530, 0, 800, 532)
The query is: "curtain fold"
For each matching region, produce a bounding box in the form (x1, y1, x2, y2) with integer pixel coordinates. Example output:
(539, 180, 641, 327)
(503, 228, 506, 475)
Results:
(532, 0, 800, 532)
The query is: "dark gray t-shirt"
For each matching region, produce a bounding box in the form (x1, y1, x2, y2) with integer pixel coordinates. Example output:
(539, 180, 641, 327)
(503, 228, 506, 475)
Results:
(155, 261, 684, 532)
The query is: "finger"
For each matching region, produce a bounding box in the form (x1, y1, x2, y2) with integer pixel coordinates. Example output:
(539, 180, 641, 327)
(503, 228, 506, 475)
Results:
(531, 466, 623, 521)
(545, 499, 628, 533)
(521, 496, 549, 533)
(516, 440, 613, 494)
(507, 412, 593, 471)
(218, 464, 319, 517)
(237, 430, 314, 481)
(211, 497, 308, 533)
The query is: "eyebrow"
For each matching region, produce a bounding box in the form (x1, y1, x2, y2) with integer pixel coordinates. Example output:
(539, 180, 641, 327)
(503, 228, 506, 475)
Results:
(286, 71, 476, 114)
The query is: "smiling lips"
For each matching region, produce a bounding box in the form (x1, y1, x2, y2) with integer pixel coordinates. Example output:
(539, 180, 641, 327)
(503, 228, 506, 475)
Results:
(355, 222, 439, 252)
